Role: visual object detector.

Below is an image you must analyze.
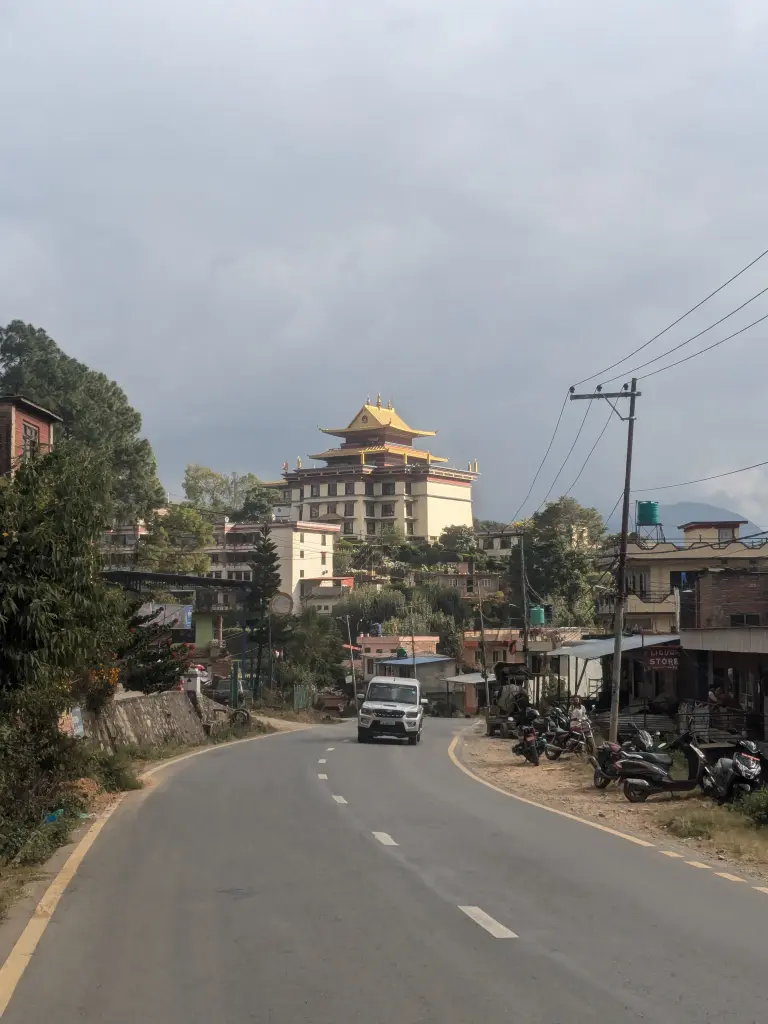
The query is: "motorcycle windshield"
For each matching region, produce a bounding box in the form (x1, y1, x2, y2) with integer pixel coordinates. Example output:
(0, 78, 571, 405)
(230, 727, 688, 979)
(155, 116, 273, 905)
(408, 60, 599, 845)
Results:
(734, 752, 762, 779)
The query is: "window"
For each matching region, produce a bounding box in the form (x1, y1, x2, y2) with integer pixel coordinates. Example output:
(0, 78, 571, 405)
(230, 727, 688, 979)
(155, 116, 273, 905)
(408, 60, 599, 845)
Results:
(299, 533, 305, 542)
(365, 482, 374, 496)
(321, 552, 327, 565)
(382, 482, 395, 496)
(326, 503, 337, 516)
(322, 533, 327, 545)
(381, 503, 395, 517)
(22, 421, 40, 456)
(300, 550, 305, 558)
(731, 613, 760, 626)
(243, 571, 251, 581)
(481, 578, 493, 587)
(367, 659, 374, 674)
(311, 484, 320, 497)
(343, 521, 354, 535)
(404, 481, 412, 495)
(310, 505, 320, 519)
(344, 502, 355, 516)
(297, 507, 303, 520)
(406, 521, 414, 536)
(227, 571, 234, 579)
(500, 536, 512, 549)
(327, 483, 338, 496)
(345, 481, 355, 495)
(299, 487, 305, 500)
(214, 571, 222, 579)
(210, 554, 219, 564)
(448, 578, 458, 587)
(283, 489, 290, 500)
(366, 522, 376, 535)
(365, 502, 375, 517)
(405, 501, 414, 517)
(300, 569, 305, 577)
(364, 647, 371, 653)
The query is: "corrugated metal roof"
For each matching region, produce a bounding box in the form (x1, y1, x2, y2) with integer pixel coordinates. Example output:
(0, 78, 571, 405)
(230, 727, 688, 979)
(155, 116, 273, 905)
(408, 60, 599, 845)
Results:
(375, 655, 454, 665)
(547, 634, 679, 660)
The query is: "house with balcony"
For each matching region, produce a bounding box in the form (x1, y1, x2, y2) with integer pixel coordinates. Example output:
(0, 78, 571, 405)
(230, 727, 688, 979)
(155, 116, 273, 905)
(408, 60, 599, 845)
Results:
(598, 519, 768, 634)
(0, 395, 61, 476)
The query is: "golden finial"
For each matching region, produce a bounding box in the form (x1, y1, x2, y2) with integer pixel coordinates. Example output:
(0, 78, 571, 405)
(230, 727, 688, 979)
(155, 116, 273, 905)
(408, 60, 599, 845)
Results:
(376, 393, 382, 408)
(467, 462, 472, 471)
(296, 456, 302, 469)
(387, 398, 392, 410)
(474, 459, 479, 473)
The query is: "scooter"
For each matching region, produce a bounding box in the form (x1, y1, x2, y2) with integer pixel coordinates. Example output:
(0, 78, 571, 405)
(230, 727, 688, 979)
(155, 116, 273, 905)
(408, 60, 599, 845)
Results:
(711, 740, 766, 803)
(617, 730, 715, 803)
(589, 724, 671, 790)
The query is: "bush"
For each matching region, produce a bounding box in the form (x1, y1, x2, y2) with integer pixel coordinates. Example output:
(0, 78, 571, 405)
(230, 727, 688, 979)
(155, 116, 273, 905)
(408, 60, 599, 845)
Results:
(740, 788, 768, 828)
(85, 750, 142, 793)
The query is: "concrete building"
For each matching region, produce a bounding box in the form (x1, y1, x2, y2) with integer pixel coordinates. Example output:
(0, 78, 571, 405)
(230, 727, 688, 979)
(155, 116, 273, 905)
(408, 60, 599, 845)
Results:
(272, 396, 477, 541)
(301, 576, 354, 615)
(359, 634, 441, 680)
(474, 530, 519, 558)
(415, 566, 503, 599)
(598, 519, 768, 633)
(0, 395, 61, 476)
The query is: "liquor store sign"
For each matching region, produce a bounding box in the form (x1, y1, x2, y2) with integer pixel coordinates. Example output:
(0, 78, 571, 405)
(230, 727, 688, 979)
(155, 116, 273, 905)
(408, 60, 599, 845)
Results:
(647, 646, 679, 670)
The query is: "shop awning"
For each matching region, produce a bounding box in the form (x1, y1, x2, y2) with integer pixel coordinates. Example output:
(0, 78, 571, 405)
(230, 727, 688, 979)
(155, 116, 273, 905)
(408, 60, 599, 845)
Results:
(547, 634, 679, 661)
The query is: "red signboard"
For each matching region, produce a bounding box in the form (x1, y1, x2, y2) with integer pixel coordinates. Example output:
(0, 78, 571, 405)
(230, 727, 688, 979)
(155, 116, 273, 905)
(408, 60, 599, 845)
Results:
(647, 646, 679, 669)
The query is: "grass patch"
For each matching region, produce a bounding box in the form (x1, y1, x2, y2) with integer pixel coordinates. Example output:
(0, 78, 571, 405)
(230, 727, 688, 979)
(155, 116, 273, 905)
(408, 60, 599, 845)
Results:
(660, 800, 768, 868)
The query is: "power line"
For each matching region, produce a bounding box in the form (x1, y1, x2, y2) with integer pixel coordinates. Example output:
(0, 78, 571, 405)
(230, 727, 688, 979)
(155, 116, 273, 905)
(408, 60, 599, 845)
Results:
(633, 458, 768, 493)
(637, 312, 768, 381)
(534, 399, 594, 513)
(506, 391, 569, 524)
(565, 404, 614, 496)
(600, 287, 768, 386)
(574, 244, 768, 387)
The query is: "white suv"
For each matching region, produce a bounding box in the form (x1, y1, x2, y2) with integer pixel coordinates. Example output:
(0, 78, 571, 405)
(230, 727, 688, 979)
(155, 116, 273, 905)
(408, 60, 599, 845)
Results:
(357, 676, 427, 745)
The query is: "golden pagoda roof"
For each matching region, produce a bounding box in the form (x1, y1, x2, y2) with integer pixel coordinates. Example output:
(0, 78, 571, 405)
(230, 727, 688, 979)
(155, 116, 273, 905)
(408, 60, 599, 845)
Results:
(309, 444, 448, 463)
(320, 398, 436, 439)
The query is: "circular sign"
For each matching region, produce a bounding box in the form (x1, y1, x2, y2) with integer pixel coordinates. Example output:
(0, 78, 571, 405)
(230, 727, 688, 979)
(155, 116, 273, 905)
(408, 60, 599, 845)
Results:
(270, 592, 294, 616)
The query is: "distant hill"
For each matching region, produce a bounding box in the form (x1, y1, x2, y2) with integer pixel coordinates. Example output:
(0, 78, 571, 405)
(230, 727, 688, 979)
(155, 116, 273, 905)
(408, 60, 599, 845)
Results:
(606, 501, 762, 540)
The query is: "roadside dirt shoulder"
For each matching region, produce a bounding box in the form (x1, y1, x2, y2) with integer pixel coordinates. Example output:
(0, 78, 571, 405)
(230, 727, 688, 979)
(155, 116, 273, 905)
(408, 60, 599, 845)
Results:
(459, 724, 768, 881)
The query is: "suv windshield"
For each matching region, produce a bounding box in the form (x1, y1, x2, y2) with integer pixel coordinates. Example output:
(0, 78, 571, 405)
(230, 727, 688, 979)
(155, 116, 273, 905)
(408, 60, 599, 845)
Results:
(366, 683, 418, 705)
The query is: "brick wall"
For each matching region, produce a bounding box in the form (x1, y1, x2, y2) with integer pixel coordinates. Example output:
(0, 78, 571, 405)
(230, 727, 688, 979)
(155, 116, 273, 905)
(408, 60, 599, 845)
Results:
(697, 572, 768, 628)
(0, 401, 55, 476)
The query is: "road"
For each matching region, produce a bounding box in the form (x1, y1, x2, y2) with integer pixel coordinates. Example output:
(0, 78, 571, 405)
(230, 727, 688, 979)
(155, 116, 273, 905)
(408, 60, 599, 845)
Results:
(3, 720, 768, 1022)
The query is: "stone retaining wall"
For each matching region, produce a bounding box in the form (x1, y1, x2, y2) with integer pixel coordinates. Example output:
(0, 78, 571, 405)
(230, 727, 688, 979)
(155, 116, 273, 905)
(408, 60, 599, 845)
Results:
(82, 691, 207, 753)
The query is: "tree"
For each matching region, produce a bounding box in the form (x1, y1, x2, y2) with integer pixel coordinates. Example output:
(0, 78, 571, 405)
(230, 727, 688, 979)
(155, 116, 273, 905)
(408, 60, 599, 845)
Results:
(136, 505, 213, 575)
(182, 465, 277, 520)
(0, 321, 165, 522)
(0, 440, 128, 821)
(439, 524, 477, 555)
(244, 525, 282, 684)
(523, 497, 606, 625)
(282, 609, 346, 690)
(118, 604, 193, 694)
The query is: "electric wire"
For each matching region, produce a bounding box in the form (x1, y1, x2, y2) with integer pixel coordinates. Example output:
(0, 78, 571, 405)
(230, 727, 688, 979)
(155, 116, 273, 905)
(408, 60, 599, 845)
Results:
(574, 245, 768, 387)
(633, 458, 768, 493)
(506, 391, 569, 525)
(564, 404, 614, 496)
(533, 399, 594, 513)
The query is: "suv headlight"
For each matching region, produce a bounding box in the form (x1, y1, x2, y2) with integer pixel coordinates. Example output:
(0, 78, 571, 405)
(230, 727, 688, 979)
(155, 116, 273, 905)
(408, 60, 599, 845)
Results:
(405, 710, 419, 719)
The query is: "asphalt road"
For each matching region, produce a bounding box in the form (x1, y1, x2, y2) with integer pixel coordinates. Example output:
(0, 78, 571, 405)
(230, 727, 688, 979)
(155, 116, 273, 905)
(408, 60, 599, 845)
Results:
(4, 720, 768, 1022)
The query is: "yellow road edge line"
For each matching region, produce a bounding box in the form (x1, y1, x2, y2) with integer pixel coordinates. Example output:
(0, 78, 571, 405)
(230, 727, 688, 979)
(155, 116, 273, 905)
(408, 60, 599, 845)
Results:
(0, 724, 304, 1017)
(447, 734, 655, 848)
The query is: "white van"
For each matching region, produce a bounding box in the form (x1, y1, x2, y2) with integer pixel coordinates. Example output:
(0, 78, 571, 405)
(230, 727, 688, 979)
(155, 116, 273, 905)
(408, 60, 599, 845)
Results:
(356, 676, 427, 745)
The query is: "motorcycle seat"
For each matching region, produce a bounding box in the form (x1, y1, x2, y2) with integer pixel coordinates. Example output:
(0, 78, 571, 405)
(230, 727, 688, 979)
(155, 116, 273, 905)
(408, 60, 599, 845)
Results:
(640, 751, 673, 767)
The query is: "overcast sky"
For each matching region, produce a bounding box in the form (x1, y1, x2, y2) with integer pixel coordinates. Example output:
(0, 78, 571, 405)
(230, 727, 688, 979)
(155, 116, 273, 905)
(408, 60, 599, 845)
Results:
(2, 1, 768, 525)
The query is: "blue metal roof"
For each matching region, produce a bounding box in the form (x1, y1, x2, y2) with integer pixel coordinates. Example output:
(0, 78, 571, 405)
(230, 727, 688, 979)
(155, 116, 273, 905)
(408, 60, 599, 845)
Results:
(375, 655, 453, 665)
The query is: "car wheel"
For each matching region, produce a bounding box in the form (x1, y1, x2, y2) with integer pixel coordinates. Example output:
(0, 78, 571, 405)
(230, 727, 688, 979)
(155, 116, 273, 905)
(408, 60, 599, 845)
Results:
(407, 734, 418, 745)
(357, 728, 369, 743)
(416, 731, 422, 743)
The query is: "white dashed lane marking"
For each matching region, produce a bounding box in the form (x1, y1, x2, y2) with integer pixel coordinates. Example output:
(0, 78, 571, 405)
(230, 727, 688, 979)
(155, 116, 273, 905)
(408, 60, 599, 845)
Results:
(458, 906, 517, 939)
(372, 832, 398, 846)
(318, 774, 328, 780)
(332, 795, 347, 804)
(326, 747, 335, 751)
(318, 759, 327, 764)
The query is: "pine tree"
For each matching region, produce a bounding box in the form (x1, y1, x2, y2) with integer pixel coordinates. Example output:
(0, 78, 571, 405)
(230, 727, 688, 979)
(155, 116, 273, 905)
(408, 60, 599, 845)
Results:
(119, 605, 193, 694)
(244, 525, 282, 685)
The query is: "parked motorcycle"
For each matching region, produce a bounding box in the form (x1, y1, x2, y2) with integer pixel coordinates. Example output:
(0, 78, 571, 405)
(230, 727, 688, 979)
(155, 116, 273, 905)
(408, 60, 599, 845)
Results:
(544, 713, 596, 760)
(589, 723, 671, 790)
(617, 730, 715, 802)
(711, 740, 766, 803)
(512, 723, 542, 766)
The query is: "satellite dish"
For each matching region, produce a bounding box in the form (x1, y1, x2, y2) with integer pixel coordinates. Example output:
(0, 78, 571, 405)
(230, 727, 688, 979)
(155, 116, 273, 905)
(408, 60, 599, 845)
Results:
(270, 592, 294, 616)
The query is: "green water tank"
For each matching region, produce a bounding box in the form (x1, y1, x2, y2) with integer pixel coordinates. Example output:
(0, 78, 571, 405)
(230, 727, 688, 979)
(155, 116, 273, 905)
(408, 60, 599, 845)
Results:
(529, 605, 545, 627)
(637, 501, 661, 526)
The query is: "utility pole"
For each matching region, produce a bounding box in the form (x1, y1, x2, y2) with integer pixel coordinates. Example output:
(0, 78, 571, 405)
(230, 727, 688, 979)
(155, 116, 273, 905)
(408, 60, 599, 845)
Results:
(477, 586, 491, 711)
(519, 533, 530, 666)
(570, 378, 640, 742)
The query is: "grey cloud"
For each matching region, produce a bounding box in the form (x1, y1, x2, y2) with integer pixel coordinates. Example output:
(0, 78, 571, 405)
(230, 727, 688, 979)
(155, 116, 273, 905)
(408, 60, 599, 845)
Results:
(2, 0, 768, 519)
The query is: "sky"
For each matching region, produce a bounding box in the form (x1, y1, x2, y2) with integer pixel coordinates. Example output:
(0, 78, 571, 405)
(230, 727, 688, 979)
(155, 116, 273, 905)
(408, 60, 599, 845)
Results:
(2, 0, 768, 525)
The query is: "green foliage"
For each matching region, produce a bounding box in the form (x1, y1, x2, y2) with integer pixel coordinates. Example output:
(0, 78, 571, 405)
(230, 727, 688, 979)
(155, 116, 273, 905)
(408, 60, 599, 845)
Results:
(523, 497, 606, 626)
(282, 609, 346, 689)
(118, 604, 193, 694)
(0, 321, 165, 522)
(740, 788, 768, 828)
(245, 525, 282, 619)
(84, 749, 142, 793)
(335, 586, 408, 633)
(439, 524, 477, 554)
(182, 465, 277, 520)
(136, 504, 213, 575)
